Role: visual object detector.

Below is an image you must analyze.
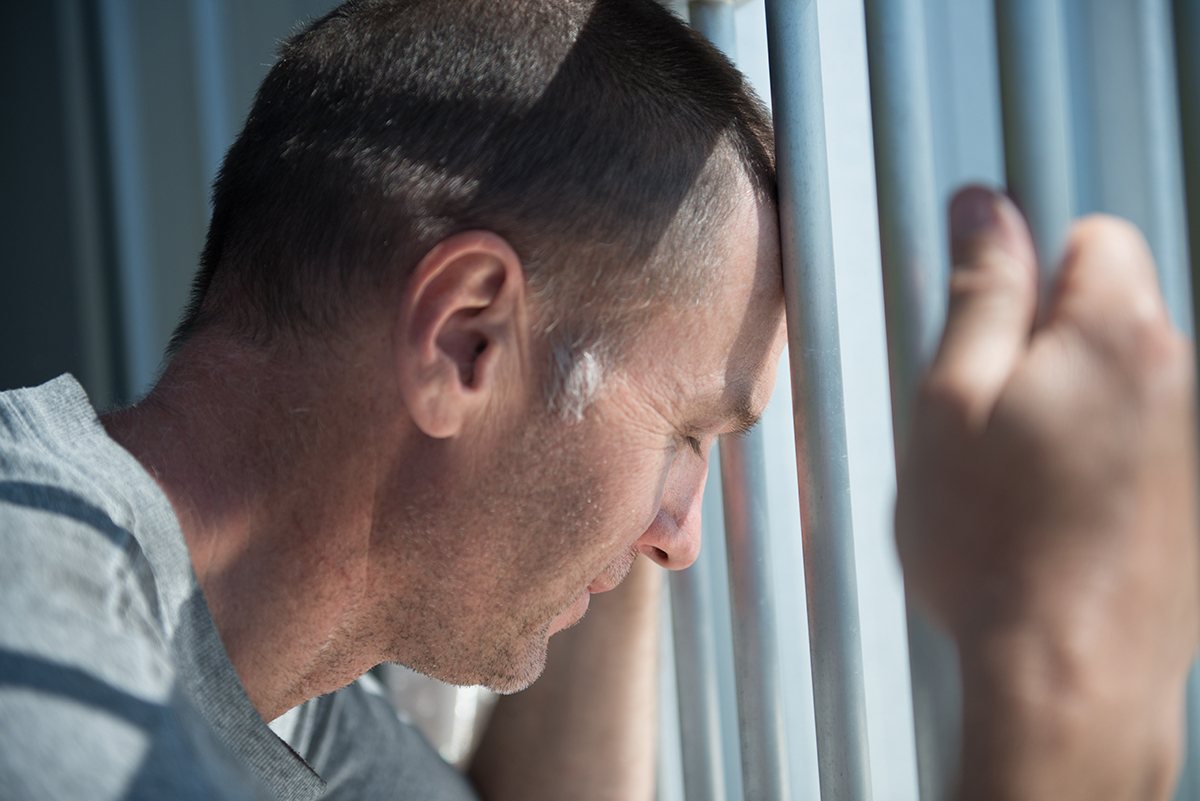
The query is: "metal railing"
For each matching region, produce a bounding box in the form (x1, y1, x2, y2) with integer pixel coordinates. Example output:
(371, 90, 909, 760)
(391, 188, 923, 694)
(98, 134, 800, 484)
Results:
(765, 2, 876, 799)
(861, 0, 953, 798)
(670, 1, 1200, 800)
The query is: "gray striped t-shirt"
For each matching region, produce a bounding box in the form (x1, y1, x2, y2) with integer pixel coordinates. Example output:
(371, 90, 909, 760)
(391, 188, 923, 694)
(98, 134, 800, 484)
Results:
(0, 376, 478, 801)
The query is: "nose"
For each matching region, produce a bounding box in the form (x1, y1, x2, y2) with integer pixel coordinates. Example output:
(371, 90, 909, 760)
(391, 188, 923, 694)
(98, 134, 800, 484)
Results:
(636, 456, 707, 570)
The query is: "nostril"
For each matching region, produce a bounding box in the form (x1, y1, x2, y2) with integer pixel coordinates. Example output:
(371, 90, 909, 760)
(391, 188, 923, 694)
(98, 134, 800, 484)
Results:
(651, 546, 669, 564)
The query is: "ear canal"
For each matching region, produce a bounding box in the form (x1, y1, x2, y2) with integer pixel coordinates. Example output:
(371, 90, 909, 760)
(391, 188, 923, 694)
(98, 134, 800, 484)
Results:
(459, 335, 489, 387)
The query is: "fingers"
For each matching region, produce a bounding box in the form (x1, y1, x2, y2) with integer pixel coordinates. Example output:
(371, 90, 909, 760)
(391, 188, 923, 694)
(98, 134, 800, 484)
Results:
(924, 186, 1038, 426)
(1046, 216, 1168, 337)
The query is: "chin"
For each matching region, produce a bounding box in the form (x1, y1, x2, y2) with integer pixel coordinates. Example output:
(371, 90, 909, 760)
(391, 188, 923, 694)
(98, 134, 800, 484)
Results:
(450, 621, 556, 695)
(383, 597, 569, 694)
(477, 636, 551, 695)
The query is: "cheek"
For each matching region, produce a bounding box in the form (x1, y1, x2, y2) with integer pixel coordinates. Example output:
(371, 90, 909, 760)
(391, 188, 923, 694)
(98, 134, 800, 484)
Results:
(587, 446, 676, 551)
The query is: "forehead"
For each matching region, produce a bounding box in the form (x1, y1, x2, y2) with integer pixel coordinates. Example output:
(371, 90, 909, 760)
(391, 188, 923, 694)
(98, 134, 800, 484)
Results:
(624, 191, 786, 421)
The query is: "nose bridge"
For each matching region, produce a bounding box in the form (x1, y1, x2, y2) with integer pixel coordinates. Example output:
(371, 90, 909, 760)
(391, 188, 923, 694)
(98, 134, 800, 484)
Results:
(638, 456, 707, 570)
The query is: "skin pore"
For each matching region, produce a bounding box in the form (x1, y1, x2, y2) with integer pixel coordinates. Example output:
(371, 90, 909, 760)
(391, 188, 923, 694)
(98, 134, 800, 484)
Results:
(101, 175, 785, 722)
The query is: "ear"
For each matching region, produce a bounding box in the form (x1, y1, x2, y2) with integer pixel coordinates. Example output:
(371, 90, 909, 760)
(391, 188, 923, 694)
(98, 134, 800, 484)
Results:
(395, 231, 529, 438)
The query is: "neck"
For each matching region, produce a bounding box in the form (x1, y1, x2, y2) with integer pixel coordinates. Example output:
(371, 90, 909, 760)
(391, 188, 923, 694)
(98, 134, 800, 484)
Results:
(102, 342, 384, 721)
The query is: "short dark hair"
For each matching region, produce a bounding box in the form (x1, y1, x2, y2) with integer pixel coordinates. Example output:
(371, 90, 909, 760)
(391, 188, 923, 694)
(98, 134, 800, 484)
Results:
(171, 0, 774, 355)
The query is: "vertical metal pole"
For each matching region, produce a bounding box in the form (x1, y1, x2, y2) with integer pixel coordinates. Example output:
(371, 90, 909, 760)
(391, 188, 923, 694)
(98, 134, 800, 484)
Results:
(188, 0, 235, 185)
(863, 0, 945, 400)
(668, 7, 739, 801)
(1175, 2, 1200, 799)
(1179, 0, 1200, 326)
(994, 0, 1075, 289)
(96, 0, 159, 398)
(722, 430, 790, 801)
(689, 1, 736, 58)
(55, 0, 118, 407)
(1179, 666, 1200, 801)
(861, 1, 956, 800)
(764, 1, 873, 799)
(686, 6, 787, 801)
(659, 588, 688, 801)
(669, 553, 729, 801)
(1136, 0, 1193, 335)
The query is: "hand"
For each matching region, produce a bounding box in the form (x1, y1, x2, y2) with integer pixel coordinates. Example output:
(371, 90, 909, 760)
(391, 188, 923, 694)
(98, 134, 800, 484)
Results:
(895, 186, 1199, 800)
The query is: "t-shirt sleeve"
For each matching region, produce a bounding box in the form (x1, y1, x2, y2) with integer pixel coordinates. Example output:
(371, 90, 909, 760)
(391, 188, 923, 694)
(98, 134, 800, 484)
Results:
(0, 494, 271, 801)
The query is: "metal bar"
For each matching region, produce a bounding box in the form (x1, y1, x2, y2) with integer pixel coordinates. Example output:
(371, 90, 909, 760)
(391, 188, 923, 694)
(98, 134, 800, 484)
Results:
(689, 1, 736, 58)
(659, 586, 688, 801)
(1175, 2, 1200, 798)
(861, 1, 956, 800)
(670, 550, 729, 801)
(686, 7, 787, 801)
(864, 3, 945, 407)
(1135, 0, 1192, 335)
(669, 8, 739, 801)
(764, 1, 873, 799)
(188, 0, 235, 185)
(1179, 665, 1200, 801)
(994, 0, 1075, 289)
(1179, 0, 1200, 327)
(95, 0, 159, 397)
(55, 0, 117, 407)
(721, 430, 789, 801)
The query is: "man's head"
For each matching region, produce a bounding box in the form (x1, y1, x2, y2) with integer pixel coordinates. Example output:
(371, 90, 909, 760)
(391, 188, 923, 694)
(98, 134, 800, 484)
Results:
(173, 0, 774, 402)
(165, 0, 784, 695)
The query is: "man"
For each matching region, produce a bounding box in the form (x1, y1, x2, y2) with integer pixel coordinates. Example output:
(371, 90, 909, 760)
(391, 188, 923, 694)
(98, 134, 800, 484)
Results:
(3, 2, 776, 798)
(0, 3, 1194, 801)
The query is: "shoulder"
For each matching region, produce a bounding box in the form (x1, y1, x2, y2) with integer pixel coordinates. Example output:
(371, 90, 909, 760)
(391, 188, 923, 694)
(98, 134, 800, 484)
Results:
(0, 378, 170, 656)
(0, 436, 165, 678)
(0, 511, 268, 800)
(0, 390, 270, 801)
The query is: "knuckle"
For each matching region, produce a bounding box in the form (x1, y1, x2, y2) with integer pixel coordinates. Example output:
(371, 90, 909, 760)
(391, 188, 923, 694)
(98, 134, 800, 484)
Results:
(950, 246, 1031, 300)
(1115, 318, 1195, 409)
(1137, 327, 1193, 392)
(1127, 311, 1181, 363)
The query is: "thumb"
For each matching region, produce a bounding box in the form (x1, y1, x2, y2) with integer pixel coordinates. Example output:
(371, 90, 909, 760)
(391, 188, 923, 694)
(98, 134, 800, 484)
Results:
(924, 186, 1038, 426)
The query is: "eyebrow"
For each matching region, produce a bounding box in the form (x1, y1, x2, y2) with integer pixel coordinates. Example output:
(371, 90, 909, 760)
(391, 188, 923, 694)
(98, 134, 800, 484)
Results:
(684, 380, 765, 439)
(726, 400, 763, 437)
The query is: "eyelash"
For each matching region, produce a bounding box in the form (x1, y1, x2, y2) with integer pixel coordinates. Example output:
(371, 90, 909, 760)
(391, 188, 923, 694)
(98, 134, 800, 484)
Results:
(684, 435, 704, 456)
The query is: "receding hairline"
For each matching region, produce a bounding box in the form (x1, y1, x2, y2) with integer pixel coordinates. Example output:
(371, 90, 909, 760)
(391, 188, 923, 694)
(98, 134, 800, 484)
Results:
(168, 0, 776, 367)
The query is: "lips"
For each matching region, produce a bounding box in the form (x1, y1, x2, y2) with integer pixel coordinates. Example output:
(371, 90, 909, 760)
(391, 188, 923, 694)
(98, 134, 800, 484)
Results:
(587, 551, 640, 594)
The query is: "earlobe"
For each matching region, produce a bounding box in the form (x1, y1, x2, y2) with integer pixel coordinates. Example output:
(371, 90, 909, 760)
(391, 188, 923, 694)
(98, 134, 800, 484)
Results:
(394, 231, 527, 439)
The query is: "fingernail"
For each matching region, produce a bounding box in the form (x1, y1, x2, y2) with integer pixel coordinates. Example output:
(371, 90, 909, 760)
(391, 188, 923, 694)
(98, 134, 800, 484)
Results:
(950, 187, 1001, 238)
(950, 185, 1008, 266)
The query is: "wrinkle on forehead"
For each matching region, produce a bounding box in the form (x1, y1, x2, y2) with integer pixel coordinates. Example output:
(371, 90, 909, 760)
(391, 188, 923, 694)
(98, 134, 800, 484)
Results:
(606, 191, 785, 435)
